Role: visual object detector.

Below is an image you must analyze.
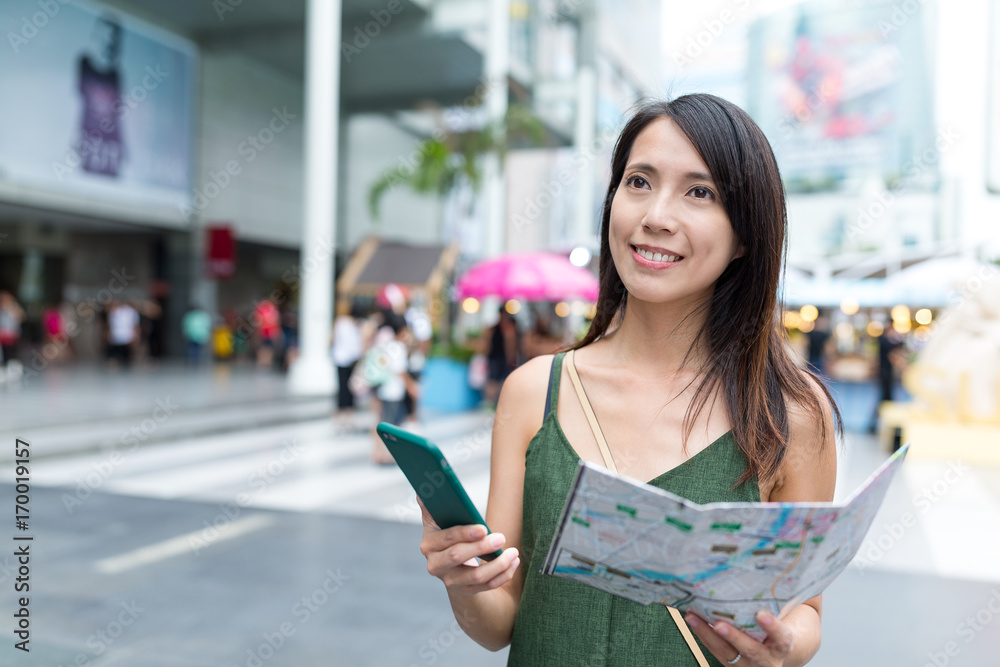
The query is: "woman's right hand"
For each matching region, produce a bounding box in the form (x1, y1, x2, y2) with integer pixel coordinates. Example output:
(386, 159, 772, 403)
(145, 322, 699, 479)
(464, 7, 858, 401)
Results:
(418, 497, 520, 596)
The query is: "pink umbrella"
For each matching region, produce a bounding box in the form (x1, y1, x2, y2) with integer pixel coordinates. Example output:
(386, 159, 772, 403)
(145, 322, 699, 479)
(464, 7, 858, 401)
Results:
(456, 252, 599, 301)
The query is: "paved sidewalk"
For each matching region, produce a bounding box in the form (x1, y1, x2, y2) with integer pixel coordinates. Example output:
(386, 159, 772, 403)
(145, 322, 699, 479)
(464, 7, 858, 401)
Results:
(0, 362, 334, 461)
(1, 362, 316, 429)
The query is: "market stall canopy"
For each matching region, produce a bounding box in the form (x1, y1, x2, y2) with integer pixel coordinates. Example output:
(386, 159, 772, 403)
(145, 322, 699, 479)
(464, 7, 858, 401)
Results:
(337, 237, 459, 298)
(782, 278, 899, 308)
(456, 252, 599, 302)
(783, 256, 997, 308)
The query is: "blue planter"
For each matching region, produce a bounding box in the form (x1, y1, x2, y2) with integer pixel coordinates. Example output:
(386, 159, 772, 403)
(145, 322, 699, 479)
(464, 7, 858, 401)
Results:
(420, 358, 481, 413)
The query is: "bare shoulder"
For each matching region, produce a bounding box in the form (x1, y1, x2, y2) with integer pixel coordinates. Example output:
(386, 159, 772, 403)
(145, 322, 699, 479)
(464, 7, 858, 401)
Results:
(485, 354, 558, 550)
(493, 354, 556, 444)
(768, 372, 838, 503)
(786, 372, 836, 436)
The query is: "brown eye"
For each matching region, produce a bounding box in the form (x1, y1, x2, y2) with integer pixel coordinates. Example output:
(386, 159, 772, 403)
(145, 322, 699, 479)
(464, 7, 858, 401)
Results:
(689, 187, 714, 200)
(626, 175, 649, 189)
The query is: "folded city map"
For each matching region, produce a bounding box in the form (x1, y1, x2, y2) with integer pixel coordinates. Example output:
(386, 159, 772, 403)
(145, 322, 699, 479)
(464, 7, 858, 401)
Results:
(543, 443, 910, 640)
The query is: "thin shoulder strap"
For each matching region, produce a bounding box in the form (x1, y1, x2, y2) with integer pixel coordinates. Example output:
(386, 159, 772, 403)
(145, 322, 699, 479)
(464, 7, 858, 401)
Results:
(565, 352, 710, 667)
(543, 354, 558, 420)
(667, 607, 711, 667)
(564, 349, 618, 474)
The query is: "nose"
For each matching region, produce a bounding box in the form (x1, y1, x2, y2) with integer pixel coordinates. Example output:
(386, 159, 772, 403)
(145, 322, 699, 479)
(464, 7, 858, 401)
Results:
(640, 192, 678, 235)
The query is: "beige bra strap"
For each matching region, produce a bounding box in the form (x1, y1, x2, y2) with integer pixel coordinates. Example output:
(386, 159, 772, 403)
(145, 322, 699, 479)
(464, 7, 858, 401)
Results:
(564, 349, 618, 474)
(667, 607, 712, 667)
(566, 351, 710, 667)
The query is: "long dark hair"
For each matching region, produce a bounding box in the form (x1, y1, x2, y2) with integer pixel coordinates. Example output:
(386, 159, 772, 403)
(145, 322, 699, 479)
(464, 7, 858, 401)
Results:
(574, 94, 840, 486)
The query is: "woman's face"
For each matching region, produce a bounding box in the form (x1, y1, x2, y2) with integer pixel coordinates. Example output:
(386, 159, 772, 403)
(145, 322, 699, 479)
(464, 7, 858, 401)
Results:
(609, 117, 742, 308)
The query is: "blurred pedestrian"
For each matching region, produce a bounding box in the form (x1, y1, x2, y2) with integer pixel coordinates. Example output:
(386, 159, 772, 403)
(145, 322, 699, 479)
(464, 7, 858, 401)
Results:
(331, 300, 363, 431)
(182, 304, 212, 366)
(523, 312, 563, 359)
(363, 315, 398, 463)
(377, 283, 408, 316)
(0, 291, 25, 378)
(136, 298, 163, 364)
(222, 308, 246, 360)
(106, 300, 139, 368)
(213, 319, 234, 361)
(41, 303, 71, 364)
(253, 299, 280, 368)
(806, 313, 833, 376)
(372, 317, 418, 464)
(59, 300, 78, 360)
(484, 306, 520, 407)
(279, 306, 299, 371)
(868, 327, 905, 433)
(147, 280, 170, 360)
(43, 304, 63, 343)
(403, 299, 432, 425)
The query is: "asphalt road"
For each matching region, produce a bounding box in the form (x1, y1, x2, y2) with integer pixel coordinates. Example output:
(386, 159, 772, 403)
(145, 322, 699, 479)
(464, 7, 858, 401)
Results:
(0, 405, 997, 666)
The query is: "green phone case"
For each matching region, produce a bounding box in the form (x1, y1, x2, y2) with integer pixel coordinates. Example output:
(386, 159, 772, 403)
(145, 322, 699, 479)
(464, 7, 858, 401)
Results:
(376, 422, 502, 560)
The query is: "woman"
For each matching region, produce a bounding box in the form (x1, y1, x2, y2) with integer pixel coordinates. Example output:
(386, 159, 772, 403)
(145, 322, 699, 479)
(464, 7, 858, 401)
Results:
(331, 300, 362, 430)
(484, 307, 521, 407)
(418, 95, 840, 666)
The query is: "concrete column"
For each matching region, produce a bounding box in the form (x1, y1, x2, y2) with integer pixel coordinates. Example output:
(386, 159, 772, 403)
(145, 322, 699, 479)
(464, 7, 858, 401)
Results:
(573, 0, 598, 247)
(289, 0, 341, 395)
(483, 0, 510, 258)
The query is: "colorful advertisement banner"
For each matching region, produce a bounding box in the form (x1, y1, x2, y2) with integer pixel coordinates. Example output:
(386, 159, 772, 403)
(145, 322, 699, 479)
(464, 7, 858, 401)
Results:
(0, 0, 195, 216)
(747, 0, 937, 192)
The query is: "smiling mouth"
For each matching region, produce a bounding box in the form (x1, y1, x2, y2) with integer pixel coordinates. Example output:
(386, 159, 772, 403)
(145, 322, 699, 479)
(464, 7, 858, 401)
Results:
(632, 246, 683, 263)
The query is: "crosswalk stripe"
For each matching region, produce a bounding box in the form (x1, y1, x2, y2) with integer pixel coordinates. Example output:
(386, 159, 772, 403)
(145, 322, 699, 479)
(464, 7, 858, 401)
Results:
(95, 514, 275, 574)
(16, 416, 496, 522)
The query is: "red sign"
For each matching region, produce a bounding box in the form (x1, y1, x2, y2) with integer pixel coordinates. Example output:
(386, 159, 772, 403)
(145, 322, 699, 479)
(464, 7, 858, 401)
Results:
(205, 225, 236, 279)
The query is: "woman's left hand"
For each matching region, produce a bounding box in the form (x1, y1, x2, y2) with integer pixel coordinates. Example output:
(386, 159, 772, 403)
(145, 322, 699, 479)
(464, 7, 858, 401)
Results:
(685, 611, 794, 667)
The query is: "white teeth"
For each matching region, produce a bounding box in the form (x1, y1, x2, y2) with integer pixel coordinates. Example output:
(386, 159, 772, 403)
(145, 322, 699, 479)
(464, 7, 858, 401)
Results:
(636, 247, 680, 263)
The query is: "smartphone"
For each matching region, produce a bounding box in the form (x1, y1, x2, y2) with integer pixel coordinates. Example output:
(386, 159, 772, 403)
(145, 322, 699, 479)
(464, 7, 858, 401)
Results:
(376, 422, 503, 561)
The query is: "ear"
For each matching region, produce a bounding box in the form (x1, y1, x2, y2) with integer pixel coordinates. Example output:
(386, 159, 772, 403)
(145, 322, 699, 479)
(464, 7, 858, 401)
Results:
(731, 242, 746, 260)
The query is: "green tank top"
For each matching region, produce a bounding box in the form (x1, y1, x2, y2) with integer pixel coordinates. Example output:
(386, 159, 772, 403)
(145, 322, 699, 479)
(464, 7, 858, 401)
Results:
(508, 352, 760, 666)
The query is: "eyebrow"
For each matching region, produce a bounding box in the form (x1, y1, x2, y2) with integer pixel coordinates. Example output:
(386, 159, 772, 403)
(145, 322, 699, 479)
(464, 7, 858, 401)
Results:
(625, 163, 715, 183)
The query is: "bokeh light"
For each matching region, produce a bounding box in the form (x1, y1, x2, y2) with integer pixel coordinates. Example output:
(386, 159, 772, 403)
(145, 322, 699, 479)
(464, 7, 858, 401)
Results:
(783, 311, 802, 329)
(890, 305, 911, 323)
(461, 297, 480, 314)
(569, 246, 591, 267)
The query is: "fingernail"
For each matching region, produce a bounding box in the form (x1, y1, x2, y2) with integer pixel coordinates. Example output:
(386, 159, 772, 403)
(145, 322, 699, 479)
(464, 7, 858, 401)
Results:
(470, 526, 486, 539)
(758, 611, 774, 626)
(686, 615, 699, 628)
(511, 557, 521, 569)
(506, 547, 519, 560)
(714, 623, 729, 636)
(488, 533, 504, 548)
